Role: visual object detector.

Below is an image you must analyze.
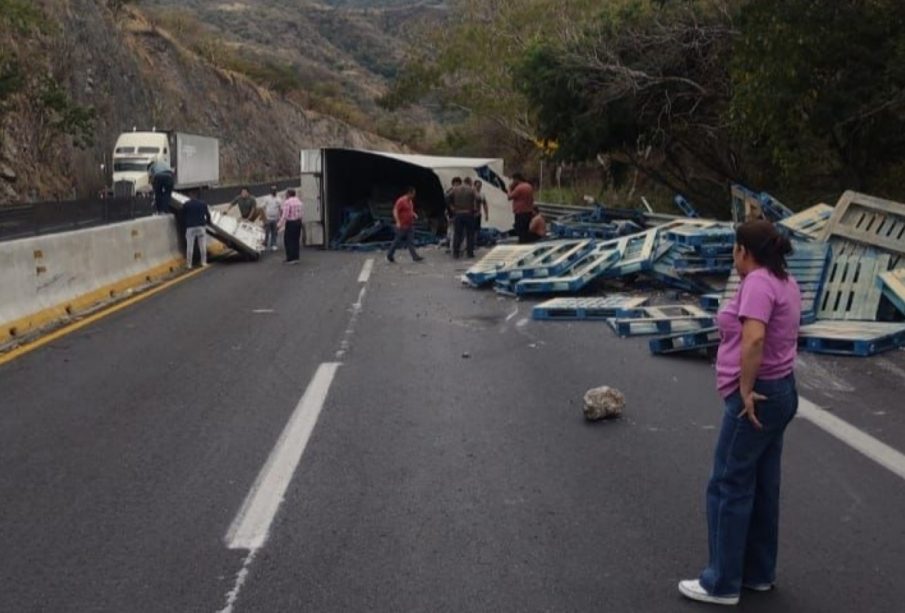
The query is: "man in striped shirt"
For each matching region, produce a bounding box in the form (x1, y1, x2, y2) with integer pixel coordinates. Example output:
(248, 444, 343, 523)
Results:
(278, 189, 304, 263)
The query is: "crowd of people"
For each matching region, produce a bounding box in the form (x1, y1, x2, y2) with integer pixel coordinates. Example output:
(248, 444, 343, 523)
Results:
(150, 155, 549, 269)
(150, 176, 308, 268)
(385, 172, 548, 264)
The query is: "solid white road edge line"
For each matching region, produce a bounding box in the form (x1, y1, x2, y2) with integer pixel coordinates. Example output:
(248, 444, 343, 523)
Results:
(358, 258, 374, 283)
(798, 396, 905, 482)
(225, 362, 341, 551)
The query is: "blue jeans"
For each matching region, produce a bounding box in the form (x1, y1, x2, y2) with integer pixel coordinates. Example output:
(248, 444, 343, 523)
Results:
(700, 374, 798, 597)
(264, 220, 279, 248)
(388, 226, 419, 260)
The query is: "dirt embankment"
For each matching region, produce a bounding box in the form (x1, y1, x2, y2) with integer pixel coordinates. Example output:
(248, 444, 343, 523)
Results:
(0, 0, 400, 204)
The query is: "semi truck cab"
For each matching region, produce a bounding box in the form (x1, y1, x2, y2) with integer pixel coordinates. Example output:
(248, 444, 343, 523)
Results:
(112, 131, 170, 195)
(111, 130, 219, 197)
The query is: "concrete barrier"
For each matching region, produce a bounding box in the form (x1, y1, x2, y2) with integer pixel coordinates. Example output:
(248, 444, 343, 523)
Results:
(0, 216, 184, 344)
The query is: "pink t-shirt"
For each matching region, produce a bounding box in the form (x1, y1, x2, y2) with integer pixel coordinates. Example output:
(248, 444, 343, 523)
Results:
(715, 268, 802, 398)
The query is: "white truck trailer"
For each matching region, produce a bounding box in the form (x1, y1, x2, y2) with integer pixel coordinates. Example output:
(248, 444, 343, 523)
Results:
(111, 130, 219, 197)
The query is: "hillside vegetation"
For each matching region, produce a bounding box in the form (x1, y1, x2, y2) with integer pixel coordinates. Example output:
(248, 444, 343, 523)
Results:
(0, 0, 405, 203)
(387, 0, 905, 214)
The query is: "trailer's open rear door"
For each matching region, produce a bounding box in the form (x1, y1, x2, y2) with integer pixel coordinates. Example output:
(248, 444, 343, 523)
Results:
(300, 149, 325, 247)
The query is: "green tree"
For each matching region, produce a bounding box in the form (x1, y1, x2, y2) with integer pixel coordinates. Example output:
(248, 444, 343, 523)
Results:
(383, 0, 601, 142)
(517, 1, 741, 211)
(730, 0, 905, 195)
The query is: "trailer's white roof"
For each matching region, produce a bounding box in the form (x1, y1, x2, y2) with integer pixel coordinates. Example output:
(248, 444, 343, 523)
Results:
(362, 150, 503, 172)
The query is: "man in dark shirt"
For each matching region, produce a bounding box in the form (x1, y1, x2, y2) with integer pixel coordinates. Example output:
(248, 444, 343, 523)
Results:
(183, 190, 211, 268)
(446, 177, 477, 258)
(226, 188, 258, 221)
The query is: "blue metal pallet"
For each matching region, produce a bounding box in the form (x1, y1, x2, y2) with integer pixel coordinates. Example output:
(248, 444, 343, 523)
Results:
(663, 225, 734, 247)
(722, 240, 831, 324)
(816, 251, 890, 321)
(532, 295, 650, 321)
(674, 194, 700, 218)
(649, 327, 721, 355)
(758, 192, 794, 221)
(778, 203, 834, 240)
(879, 268, 905, 317)
(514, 247, 622, 295)
(608, 305, 715, 337)
(464, 245, 547, 286)
(550, 222, 619, 240)
(601, 229, 660, 277)
(798, 321, 905, 357)
(495, 240, 597, 282)
(699, 293, 722, 311)
(673, 255, 734, 274)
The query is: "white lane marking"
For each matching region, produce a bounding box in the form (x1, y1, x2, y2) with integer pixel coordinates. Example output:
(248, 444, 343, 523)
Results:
(798, 396, 905, 482)
(226, 362, 341, 551)
(251, 309, 275, 314)
(516, 317, 529, 328)
(217, 550, 257, 613)
(335, 286, 367, 360)
(505, 307, 519, 322)
(357, 258, 374, 283)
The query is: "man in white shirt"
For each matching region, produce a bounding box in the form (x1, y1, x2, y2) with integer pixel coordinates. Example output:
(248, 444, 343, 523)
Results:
(261, 186, 282, 251)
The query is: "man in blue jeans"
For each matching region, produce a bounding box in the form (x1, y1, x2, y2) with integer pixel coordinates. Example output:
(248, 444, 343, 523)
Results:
(182, 189, 211, 268)
(387, 186, 423, 263)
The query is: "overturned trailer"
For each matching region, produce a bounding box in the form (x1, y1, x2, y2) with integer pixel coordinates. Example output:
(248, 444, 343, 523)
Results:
(299, 148, 513, 248)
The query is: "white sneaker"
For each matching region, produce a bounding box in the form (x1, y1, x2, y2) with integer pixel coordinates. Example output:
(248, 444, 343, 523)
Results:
(678, 580, 739, 606)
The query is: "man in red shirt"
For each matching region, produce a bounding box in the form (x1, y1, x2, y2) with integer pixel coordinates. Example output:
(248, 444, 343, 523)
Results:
(387, 186, 424, 263)
(508, 172, 535, 243)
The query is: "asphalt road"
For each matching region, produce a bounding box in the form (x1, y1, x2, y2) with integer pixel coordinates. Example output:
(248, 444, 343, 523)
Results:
(1, 247, 904, 613)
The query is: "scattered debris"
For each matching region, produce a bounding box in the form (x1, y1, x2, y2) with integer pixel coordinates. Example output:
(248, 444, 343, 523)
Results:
(583, 386, 625, 421)
(466, 186, 905, 358)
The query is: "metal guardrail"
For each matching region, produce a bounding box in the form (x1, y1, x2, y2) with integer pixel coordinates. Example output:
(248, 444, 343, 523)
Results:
(0, 178, 300, 241)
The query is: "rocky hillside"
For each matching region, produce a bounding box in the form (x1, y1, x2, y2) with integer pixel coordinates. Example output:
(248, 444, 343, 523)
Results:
(0, 0, 415, 204)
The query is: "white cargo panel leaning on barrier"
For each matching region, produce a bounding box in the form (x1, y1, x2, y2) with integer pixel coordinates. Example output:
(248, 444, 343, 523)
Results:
(171, 192, 264, 258)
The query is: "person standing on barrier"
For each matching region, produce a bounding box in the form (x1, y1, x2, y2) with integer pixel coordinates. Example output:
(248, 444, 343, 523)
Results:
(387, 186, 423, 263)
(472, 179, 488, 249)
(447, 177, 476, 259)
(148, 159, 175, 215)
(278, 189, 304, 264)
(227, 188, 259, 222)
(508, 173, 534, 243)
(679, 220, 801, 607)
(261, 186, 282, 251)
(183, 189, 211, 269)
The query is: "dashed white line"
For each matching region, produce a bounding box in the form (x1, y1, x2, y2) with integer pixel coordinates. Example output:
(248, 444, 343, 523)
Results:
(357, 258, 375, 283)
(798, 396, 905, 482)
(225, 362, 341, 551)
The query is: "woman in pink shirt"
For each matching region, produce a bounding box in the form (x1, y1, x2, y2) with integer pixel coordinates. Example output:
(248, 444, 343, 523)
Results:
(278, 189, 304, 263)
(680, 221, 801, 606)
